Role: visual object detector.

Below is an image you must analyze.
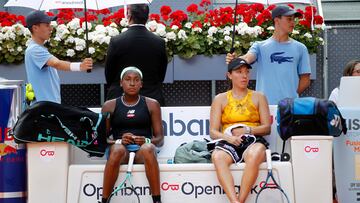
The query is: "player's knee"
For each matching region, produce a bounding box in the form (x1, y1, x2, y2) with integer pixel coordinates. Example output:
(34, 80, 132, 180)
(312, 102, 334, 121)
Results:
(212, 150, 226, 164)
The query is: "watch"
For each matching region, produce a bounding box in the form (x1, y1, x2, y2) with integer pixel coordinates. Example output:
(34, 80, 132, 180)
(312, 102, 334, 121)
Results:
(244, 126, 252, 134)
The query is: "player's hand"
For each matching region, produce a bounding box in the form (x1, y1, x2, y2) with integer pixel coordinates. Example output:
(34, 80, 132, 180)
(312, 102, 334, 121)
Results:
(132, 136, 146, 146)
(122, 133, 135, 145)
(80, 58, 93, 71)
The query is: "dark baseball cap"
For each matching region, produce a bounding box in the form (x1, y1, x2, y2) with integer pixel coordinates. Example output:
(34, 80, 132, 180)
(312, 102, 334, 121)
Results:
(272, 6, 301, 19)
(228, 58, 252, 71)
(25, 10, 57, 28)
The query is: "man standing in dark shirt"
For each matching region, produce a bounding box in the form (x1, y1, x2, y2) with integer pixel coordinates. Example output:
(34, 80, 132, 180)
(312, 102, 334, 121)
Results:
(105, 4, 168, 106)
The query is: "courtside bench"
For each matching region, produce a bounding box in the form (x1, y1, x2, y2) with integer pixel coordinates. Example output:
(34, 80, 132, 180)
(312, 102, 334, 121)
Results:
(26, 106, 333, 203)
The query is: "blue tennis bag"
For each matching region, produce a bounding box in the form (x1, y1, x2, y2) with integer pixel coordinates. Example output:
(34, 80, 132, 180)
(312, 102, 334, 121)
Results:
(277, 97, 347, 141)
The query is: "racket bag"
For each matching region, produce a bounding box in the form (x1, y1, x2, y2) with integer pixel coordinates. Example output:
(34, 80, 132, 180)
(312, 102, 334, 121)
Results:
(11, 101, 108, 157)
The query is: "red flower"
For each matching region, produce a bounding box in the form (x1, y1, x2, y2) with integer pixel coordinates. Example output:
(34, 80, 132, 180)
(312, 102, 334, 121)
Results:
(192, 20, 203, 28)
(200, 0, 211, 7)
(267, 5, 276, 10)
(160, 5, 172, 16)
(161, 14, 169, 21)
(170, 20, 182, 28)
(305, 6, 317, 15)
(46, 12, 55, 16)
(169, 10, 188, 22)
(149, 14, 160, 22)
(98, 9, 111, 15)
(187, 4, 198, 13)
(103, 20, 111, 27)
(296, 9, 304, 18)
(251, 3, 264, 12)
(314, 15, 323, 25)
(299, 19, 311, 28)
(287, 4, 294, 9)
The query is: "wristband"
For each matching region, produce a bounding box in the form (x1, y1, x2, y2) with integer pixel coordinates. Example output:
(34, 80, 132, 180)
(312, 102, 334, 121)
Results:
(115, 139, 122, 145)
(145, 138, 151, 144)
(70, 62, 81, 71)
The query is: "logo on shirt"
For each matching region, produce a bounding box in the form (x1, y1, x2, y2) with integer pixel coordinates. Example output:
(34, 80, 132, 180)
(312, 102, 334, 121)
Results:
(270, 52, 294, 64)
(127, 110, 136, 118)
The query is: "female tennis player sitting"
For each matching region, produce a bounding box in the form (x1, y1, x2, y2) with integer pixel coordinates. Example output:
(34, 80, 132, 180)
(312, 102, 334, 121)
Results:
(100, 67, 163, 203)
(209, 58, 271, 203)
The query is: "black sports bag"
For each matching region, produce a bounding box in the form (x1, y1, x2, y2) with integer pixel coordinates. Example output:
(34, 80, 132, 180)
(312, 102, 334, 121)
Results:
(277, 97, 347, 141)
(11, 101, 108, 157)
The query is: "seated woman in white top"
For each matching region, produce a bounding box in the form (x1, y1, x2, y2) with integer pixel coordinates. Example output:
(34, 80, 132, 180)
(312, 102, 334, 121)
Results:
(329, 60, 360, 104)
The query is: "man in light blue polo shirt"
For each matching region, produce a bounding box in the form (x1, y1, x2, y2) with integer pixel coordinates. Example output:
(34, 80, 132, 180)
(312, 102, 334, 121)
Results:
(226, 6, 311, 105)
(25, 10, 93, 104)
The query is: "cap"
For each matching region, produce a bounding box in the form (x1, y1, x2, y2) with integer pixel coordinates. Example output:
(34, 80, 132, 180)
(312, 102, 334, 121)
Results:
(25, 10, 57, 29)
(271, 6, 301, 19)
(120, 66, 143, 80)
(228, 58, 252, 71)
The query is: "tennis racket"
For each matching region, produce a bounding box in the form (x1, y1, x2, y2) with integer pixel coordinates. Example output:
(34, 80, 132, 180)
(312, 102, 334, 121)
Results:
(255, 149, 290, 203)
(107, 149, 140, 203)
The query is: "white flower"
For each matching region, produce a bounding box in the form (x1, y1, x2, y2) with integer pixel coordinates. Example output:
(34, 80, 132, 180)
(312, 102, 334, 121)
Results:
(184, 22, 192, 29)
(208, 26, 218, 37)
(318, 37, 324, 45)
(156, 29, 167, 37)
(50, 21, 58, 27)
(56, 24, 70, 39)
(0, 46, 2, 51)
(292, 30, 300, 35)
(171, 25, 179, 30)
(104, 36, 111, 44)
(95, 25, 106, 33)
(224, 35, 232, 42)
(121, 28, 128, 33)
(192, 27, 202, 33)
(120, 18, 128, 27)
(155, 24, 166, 37)
(81, 22, 92, 31)
(106, 27, 119, 37)
(67, 18, 81, 31)
(65, 36, 75, 44)
(8, 48, 14, 52)
(76, 28, 84, 35)
(178, 30, 187, 40)
(26, 39, 31, 46)
(165, 32, 176, 41)
(219, 41, 223, 45)
(89, 47, 95, 54)
(109, 23, 118, 28)
(223, 26, 232, 36)
(74, 38, 86, 51)
(54, 37, 61, 41)
(17, 46, 22, 52)
(267, 26, 275, 31)
(146, 20, 158, 32)
(304, 33, 312, 38)
(66, 49, 75, 57)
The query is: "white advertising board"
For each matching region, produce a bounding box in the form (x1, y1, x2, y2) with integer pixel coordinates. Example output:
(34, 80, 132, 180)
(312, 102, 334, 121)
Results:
(67, 163, 294, 203)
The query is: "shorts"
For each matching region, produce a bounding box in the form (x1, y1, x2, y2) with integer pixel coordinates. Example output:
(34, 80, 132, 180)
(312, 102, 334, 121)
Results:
(214, 136, 269, 163)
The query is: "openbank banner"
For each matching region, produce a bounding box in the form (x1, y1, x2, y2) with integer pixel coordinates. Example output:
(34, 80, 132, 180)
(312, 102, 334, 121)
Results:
(158, 106, 278, 162)
(70, 165, 293, 203)
(334, 107, 360, 203)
